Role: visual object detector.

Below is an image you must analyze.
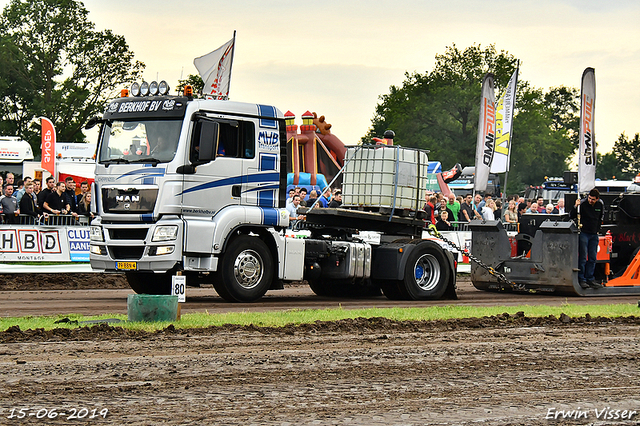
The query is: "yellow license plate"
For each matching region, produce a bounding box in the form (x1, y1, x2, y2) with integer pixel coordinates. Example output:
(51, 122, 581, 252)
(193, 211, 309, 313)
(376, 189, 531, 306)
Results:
(116, 261, 137, 270)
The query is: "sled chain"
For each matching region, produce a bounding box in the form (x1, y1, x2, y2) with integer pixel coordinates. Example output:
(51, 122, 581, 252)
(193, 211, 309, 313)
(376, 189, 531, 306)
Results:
(427, 224, 515, 289)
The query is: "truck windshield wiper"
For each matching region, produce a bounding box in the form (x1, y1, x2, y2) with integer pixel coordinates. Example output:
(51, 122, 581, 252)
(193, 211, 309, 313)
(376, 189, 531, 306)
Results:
(101, 158, 130, 167)
(127, 157, 162, 166)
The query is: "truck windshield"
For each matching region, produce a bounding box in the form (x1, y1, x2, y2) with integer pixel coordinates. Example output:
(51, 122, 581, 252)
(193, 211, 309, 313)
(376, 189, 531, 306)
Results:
(98, 119, 182, 164)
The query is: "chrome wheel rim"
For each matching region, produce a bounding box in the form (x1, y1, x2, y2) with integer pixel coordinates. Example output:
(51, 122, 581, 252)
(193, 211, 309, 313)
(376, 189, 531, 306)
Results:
(233, 249, 263, 290)
(414, 254, 440, 291)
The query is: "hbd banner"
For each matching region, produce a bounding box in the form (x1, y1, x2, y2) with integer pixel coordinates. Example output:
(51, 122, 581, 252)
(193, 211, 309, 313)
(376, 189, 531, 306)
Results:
(0, 226, 89, 262)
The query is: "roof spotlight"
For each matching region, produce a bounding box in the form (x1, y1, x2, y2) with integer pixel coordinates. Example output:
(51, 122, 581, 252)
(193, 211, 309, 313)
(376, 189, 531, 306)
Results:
(130, 82, 140, 97)
(158, 80, 170, 96)
(140, 81, 149, 96)
(149, 81, 159, 96)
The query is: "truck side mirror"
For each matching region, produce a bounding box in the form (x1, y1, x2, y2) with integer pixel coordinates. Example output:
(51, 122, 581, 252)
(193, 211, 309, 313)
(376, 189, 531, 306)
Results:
(85, 116, 103, 130)
(196, 120, 219, 162)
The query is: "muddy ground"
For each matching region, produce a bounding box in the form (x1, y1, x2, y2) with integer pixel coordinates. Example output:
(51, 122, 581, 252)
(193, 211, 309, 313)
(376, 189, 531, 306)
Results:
(1, 315, 640, 425)
(2, 275, 640, 424)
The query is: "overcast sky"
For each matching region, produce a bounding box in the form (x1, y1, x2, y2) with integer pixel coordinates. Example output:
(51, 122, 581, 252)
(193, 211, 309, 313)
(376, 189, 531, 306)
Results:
(4, 0, 640, 159)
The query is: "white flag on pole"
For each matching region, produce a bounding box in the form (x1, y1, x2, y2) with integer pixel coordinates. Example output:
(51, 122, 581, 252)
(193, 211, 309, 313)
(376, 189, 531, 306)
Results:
(194, 34, 235, 99)
(578, 67, 596, 193)
(474, 73, 496, 193)
(490, 68, 518, 174)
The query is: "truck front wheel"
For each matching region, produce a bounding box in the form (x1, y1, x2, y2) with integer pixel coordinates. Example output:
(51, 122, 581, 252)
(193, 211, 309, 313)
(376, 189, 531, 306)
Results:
(399, 244, 451, 300)
(125, 272, 172, 295)
(216, 235, 273, 302)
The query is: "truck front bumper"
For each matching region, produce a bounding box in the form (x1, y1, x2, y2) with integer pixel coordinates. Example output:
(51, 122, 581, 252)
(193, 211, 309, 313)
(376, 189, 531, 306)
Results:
(89, 216, 183, 273)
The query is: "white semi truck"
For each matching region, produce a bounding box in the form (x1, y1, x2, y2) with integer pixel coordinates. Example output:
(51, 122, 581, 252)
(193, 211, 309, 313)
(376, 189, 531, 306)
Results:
(88, 83, 456, 302)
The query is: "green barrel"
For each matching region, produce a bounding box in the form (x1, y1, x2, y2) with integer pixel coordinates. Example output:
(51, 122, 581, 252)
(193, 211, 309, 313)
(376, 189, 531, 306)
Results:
(127, 294, 179, 322)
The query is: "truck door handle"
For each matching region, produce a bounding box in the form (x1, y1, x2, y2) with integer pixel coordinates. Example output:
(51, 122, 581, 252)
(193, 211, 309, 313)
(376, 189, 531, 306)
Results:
(232, 185, 241, 197)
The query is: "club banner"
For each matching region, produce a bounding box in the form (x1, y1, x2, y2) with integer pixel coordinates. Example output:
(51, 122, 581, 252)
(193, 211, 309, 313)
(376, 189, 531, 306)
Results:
(194, 32, 236, 100)
(41, 117, 56, 177)
(474, 73, 496, 193)
(579, 68, 596, 194)
(491, 68, 518, 173)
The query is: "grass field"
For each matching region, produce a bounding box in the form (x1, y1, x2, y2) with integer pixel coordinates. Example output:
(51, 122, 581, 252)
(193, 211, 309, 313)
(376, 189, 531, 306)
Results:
(1, 303, 639, 332)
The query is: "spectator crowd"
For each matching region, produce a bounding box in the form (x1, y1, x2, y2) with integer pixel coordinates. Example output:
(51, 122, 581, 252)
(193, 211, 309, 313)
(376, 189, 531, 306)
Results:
(285, 186, 344, 228)
(0, 172, 93, 224)
(285, 185, 571, 231)
(422, 190, 569, 230)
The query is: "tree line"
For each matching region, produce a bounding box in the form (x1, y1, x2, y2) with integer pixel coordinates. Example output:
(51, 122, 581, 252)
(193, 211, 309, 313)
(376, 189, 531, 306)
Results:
(362, 44, 638, 192)
(0, 0, 142, 153)
(0, 1, 636, 191)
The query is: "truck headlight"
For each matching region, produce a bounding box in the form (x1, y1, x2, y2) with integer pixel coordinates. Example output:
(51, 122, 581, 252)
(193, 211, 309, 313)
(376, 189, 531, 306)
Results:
(149, 246, 175, 256)
(152, 225, 178, 242)
(90, 226, 104, 242)
(90, 245, 105, 255)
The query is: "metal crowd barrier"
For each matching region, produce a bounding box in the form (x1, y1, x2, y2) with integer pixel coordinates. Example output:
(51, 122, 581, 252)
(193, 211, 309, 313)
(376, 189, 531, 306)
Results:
(1, 214, 90, 226)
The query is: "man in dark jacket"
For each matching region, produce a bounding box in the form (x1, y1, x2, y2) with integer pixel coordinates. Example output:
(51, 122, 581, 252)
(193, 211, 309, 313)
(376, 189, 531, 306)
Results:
(38, 177, 55, 208)
(328, 191, 342, 208)
(43, 182, 72, 215)
(570, 188, 604, 289)
(19, 182, 47, 218)
(64, 177, 78, 213)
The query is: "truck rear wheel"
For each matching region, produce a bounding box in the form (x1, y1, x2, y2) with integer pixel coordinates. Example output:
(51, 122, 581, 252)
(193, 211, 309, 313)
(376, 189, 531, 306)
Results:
(126, 272, 172, 295)
(217, 235, 273, 302)
(399, 244, 450, 300)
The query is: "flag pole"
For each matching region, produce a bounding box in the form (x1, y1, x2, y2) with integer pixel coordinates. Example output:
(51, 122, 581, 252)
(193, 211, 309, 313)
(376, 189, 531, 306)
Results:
(226, 30, 237, 100)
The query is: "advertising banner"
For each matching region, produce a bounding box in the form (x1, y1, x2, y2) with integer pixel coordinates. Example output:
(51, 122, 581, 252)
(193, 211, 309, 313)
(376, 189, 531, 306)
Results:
(579, 68, 596, 193)
(0, 225, 89, 263)
(41, 117, 56, 177)
(491, 68, 518, 173)
(474, 74, 496, 193)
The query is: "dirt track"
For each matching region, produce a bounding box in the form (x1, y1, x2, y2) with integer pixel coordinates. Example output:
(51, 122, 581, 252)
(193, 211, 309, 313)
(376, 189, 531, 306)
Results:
(2, 275, 640, 425)
(2, 274, 640, 317)
(2, 316, 640, 425)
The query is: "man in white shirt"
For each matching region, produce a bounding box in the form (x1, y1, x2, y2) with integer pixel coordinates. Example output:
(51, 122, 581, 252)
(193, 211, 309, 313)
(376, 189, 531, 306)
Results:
(286, 195, 304, 228)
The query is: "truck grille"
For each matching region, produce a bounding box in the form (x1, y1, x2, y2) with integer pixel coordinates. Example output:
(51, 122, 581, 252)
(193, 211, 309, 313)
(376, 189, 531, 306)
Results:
(109, 246, 145, 260)
(102, 188, 158, 213)
(109, 228, 148, 240)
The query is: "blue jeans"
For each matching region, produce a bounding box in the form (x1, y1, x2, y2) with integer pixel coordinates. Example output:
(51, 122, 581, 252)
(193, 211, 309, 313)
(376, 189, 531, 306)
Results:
(579, 232, 599, 281)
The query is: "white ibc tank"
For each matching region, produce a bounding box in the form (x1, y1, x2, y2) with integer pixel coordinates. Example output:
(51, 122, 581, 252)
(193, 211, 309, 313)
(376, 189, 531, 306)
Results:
(342, 145, 429, 211)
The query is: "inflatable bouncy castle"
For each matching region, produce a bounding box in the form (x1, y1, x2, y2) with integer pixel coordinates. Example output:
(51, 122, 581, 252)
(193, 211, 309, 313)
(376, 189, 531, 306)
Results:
(285, 111, 347, 190)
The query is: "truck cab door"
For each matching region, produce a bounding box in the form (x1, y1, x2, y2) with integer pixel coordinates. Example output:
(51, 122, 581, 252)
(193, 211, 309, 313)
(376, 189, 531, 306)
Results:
(181, 118, 246, 216)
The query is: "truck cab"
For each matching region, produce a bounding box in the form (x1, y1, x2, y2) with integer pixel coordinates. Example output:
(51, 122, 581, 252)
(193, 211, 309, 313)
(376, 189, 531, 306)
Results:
(90, 90, 290, 297)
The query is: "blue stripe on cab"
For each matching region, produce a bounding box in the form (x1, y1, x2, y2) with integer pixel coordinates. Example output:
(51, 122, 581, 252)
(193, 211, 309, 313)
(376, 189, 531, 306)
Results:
(180, 172, 279, 196)
(261, 207, 279, 226)
(140, 214, 154, 223)
(258, 105, 277, 129)
(258, 190, 275, 207)
(260, 154, 277, 171)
